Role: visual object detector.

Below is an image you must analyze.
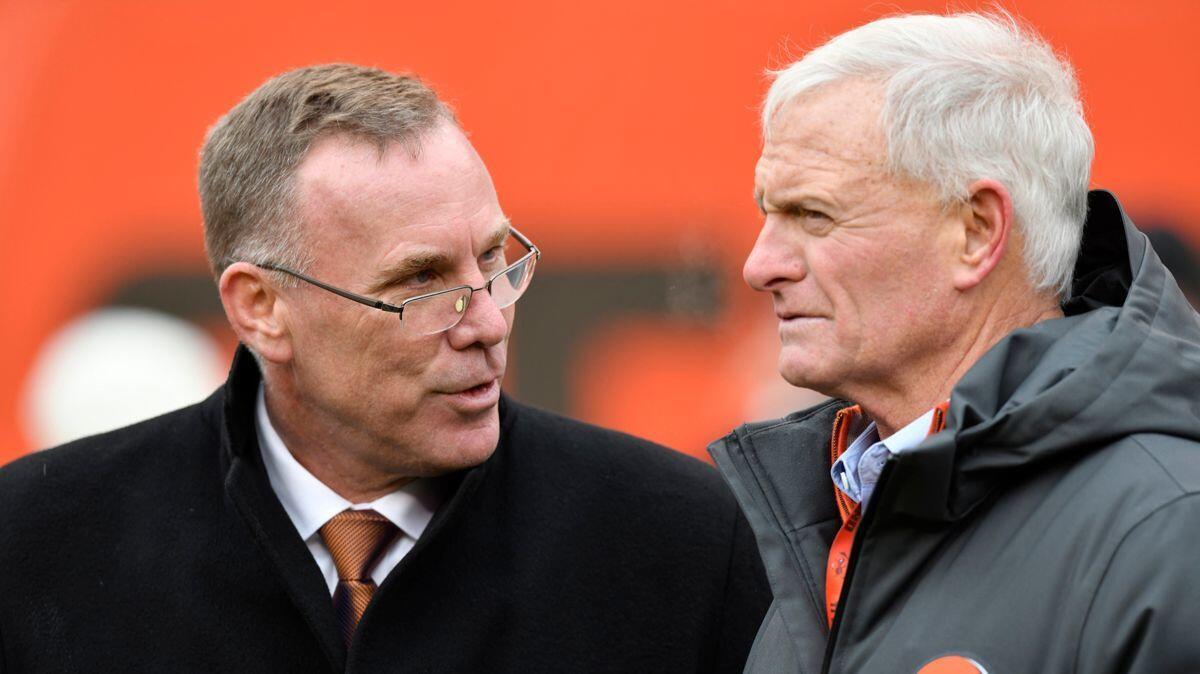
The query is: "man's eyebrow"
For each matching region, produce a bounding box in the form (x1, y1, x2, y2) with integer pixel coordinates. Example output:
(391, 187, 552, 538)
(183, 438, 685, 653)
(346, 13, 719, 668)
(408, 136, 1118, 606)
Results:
(365, 250, 453, 296)
(363, 220, 513, 296)
(758, 190, 835, 215)
(757, 191, 795, 214)
(482, 219, 512, 250)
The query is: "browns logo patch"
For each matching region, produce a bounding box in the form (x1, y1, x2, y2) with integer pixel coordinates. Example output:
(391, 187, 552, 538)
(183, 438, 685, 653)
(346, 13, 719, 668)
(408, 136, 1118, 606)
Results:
(917, 654, 988, 674)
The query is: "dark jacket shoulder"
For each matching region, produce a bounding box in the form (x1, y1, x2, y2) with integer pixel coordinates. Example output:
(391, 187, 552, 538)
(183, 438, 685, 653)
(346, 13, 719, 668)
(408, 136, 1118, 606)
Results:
(502, 395, 739, 512)
(0, 390, 223, 527)
(492, 395, 771, 673)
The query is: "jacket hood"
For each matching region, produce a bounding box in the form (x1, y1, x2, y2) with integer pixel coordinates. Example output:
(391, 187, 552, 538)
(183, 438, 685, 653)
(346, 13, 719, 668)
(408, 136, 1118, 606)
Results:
(893, 190, 1200, 521)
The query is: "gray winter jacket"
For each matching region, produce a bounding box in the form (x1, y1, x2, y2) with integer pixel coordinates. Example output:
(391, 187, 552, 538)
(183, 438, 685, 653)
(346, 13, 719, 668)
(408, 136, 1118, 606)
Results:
(710, 191, 1200, 674)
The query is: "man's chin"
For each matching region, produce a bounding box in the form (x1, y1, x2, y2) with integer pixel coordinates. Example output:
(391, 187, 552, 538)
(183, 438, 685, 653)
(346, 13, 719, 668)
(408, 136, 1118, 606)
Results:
(434, 429, 499, 474)
(426, 408, 501, 472)
(778, 354, 835, 395)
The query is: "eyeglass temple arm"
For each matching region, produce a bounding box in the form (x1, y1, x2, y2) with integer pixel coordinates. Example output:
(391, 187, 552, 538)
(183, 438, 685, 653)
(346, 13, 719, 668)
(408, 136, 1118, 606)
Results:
(259, 264, 403, 314)
(509, 226, 541, 260)
(258, 227, 536, 312)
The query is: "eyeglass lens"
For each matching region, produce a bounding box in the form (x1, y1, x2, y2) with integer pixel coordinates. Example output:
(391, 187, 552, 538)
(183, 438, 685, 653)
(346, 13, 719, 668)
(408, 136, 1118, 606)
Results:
(402, 253, 537, 335)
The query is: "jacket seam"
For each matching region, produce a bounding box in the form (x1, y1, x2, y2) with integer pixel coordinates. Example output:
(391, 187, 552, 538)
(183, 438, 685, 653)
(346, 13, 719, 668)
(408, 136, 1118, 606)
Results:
(741, 400, 847, 537)
(1070, 492, 1200, 674)
(742, 399, 846, 441)
(740, 435, 821, 614)
(714, 399, 850, 647)
(1127, 435, 1190, 495)
(782, 516, 840, 537)
(789, 529, 827, 633)
(737, 411, 844, 630)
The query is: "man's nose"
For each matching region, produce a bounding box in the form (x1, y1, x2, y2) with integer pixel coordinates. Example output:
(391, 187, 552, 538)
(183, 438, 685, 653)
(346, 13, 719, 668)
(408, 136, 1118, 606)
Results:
(743, 217, 806, 292)
(446, 285, 509, 349)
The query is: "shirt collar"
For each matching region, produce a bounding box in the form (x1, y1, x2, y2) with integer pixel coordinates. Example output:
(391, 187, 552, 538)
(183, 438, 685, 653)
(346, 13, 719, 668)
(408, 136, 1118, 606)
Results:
(830, 405, 942, 504)
(255, 384, 439, 541)
(881, 406, 939, 454)
(833, 418, 880, 499)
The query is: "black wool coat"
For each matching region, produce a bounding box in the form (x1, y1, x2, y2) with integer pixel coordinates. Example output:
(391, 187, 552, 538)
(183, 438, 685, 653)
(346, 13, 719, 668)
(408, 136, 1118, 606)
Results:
(0, 349, 770, 673)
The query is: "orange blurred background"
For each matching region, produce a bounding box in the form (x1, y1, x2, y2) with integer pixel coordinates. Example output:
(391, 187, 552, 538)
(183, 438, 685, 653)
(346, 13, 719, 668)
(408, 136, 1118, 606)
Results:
(3, 0, 1199, 465)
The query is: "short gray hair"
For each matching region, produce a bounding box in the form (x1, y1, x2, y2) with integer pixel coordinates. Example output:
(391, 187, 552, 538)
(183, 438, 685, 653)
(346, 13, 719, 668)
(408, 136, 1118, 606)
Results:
(198, 64, 454, 280)
(763, 12, 1093, 298)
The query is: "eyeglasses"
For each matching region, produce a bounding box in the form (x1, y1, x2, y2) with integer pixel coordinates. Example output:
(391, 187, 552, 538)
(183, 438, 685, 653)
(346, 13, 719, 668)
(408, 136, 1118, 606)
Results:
(259, 226, 540, 335)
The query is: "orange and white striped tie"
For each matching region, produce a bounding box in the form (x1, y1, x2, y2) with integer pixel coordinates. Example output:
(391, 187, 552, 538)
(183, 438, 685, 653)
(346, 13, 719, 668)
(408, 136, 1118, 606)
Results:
(318, 509, 399, 647)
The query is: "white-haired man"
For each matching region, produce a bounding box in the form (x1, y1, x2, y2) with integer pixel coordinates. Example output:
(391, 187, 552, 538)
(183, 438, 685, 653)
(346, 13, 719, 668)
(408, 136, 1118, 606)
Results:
(710, 13, 1200, 674)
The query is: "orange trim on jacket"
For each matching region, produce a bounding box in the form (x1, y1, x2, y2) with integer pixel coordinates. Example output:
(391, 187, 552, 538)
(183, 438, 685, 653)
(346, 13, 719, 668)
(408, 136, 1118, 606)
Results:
(825, 402, 949, 627)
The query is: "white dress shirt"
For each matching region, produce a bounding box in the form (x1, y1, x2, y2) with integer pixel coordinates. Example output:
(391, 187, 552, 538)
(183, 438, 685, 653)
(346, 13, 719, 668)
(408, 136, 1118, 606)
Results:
(255, 385, 441, 594)
(830, 406, 939, 509)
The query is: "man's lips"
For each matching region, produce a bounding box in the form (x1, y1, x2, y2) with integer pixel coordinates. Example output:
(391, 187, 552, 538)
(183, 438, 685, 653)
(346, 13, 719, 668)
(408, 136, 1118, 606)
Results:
(776, 312, 830, 337)
(437, 378, 502, 414)
(457, 380, 497, 397)
(439, 377, 501, 396)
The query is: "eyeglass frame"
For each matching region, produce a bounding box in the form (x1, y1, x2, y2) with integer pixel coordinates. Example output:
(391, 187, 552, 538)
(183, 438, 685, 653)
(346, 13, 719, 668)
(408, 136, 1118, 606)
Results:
(256, 225, 540, 331)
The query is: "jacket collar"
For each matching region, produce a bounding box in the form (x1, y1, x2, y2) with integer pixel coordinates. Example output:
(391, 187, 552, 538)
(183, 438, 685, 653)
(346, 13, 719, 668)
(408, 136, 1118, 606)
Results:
(219, 345, 262, 463)
(709, 400, 848, 673)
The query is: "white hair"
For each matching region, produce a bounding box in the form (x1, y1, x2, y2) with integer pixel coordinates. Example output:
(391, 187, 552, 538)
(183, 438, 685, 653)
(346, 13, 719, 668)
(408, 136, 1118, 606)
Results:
(763, 12, 1094, 298)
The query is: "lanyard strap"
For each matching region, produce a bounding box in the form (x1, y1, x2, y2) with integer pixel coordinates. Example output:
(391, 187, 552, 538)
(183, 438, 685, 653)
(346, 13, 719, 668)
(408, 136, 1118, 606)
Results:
(825, 404, 863, 627)
(824, 402, 949, 627)
(825, 503, 861, 625)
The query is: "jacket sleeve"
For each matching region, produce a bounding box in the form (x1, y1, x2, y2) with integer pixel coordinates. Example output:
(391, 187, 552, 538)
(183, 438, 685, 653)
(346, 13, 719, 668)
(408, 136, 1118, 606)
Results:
(1075, 493, 1200, 673)
(710, 507, 774, 674)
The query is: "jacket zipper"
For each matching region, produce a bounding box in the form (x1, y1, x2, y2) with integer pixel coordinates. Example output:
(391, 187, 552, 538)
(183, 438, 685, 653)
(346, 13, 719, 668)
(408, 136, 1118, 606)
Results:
(819, 404, 947, 671)
(829, 410, 857, 523)
(820, 461, 893, 673)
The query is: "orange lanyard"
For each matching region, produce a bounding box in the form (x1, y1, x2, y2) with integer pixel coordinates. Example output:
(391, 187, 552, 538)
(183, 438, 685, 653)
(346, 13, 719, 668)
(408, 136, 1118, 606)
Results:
(825, 503, 862, 626)
(825, 405, 862, 627)
(825, 403, 948, 627)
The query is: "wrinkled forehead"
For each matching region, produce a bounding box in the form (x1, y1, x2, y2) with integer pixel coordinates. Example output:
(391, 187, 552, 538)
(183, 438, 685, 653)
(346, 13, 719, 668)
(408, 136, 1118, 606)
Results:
(298, 127, 499, 231)
(285, 126, 511, 288)
(756, 80, 889, 186)
(296, 126, 483, 207)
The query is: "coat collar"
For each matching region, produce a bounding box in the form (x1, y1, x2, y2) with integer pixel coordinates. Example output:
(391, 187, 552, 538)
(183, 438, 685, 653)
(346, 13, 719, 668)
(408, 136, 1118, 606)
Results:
(215, 345, 508, 670)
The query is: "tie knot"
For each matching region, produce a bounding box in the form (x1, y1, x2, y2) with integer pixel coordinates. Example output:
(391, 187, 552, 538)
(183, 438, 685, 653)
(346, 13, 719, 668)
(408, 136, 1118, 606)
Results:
(318, 509, 399, 581)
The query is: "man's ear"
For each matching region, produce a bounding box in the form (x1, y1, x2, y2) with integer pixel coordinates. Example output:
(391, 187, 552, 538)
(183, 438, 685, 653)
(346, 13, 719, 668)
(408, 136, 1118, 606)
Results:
(952, 178, 1014, 292)
(218, 262, 293, 363)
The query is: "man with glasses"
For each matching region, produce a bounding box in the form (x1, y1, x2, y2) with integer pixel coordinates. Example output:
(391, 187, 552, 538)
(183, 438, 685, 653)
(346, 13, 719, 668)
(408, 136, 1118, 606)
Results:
(0, 64, 769, 672)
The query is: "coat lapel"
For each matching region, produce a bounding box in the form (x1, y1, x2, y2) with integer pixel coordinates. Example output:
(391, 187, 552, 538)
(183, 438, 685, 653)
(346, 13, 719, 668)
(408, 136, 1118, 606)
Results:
(219, 348, 346, 673)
